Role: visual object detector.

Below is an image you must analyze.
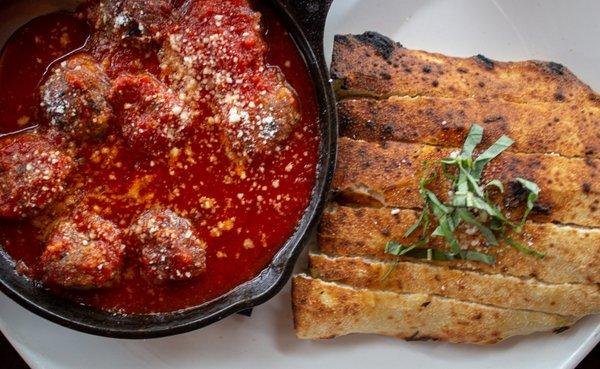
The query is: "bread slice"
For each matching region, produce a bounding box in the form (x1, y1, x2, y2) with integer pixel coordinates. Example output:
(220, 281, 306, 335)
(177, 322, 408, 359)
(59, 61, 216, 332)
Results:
(338, 96, 600, 159)
(309, 253, 600, 316)
(294, 33, 600, 344)
(331, 32, 600, 107)
(319, 205, 600, 284)
(334, 137, 600, 228)
(292, 275, 577, 343)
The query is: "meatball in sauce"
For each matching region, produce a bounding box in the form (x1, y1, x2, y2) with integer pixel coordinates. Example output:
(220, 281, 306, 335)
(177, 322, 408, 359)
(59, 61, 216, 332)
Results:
(0, 0, 319, 313)
(41, 212, 125, 289)
(85, 0, 175, 44)
(0, 133, 73, 219)
(130, 208, 206, 284)
(40, 54, 113, 141)
(109, 73, 196, 154)
(160, 0, 301, 156)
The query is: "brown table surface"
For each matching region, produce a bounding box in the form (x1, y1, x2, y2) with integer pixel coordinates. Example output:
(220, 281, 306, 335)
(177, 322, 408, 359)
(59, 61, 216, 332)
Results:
(0, 330, 598, 369)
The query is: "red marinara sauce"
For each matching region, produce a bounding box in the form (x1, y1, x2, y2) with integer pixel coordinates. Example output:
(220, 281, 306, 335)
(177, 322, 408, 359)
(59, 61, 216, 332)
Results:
(0, 0, 319, 313)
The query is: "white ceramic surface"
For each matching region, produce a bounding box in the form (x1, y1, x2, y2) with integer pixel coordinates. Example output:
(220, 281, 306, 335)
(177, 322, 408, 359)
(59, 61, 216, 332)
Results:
(1, 1, 600, 368)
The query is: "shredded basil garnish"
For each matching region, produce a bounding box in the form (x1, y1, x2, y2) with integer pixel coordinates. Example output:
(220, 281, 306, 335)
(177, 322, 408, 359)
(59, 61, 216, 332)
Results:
(383, 124, 544, 267)
(472, 135, 514, 180)
(385, 244, 497, 264)
(503, 234, 545, 259)
(514, 178, 540, 232)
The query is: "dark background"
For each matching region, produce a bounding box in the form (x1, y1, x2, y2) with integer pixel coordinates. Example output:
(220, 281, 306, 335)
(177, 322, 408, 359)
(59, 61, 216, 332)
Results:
(0, 331, 597, 369)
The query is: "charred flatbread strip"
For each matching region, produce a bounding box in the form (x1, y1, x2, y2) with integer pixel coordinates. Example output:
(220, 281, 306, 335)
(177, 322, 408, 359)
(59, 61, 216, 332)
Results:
(309, 253, 600, 316)
(331, 32, 600, 107)
(318, 205, 600, 284)
(338, 96, 600, 158)
(334, 137, 600, 228)
(292, 275, 576, 343)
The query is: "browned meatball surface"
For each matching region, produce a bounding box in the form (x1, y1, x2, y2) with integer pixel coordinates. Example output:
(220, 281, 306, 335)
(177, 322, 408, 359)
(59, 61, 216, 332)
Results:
(40, 54, 113, 141)
(256, 82, 301, 152)
(85, 0, 175, 43)
(130, 208, 207, 284)
(0, 133, 73, 219)
(110, 73, 194, 153)
(41, 212, 126, 289)
(158, 0, 301, 157)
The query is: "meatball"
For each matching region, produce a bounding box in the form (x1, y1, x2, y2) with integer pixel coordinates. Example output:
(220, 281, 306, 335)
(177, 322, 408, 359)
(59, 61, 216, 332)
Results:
(220, 73, 300, 155)
(130, 208, 206, 284)
(40, 54, 113, 141)
(85, 0, 174, 43)
(40, 212, 126, 289)
(255, 81, 301, 151)
(110, 73, 192, 153)
(158, 0, 300, 156)
(0, 133, 73, 219)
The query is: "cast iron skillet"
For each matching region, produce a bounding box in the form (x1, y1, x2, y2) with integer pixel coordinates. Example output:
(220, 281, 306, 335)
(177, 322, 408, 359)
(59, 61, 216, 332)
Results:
(0, 0, 337, 338)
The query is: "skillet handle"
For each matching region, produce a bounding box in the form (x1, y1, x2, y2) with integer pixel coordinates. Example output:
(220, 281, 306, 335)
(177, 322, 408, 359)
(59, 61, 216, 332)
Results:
(279, 0, 333, 65)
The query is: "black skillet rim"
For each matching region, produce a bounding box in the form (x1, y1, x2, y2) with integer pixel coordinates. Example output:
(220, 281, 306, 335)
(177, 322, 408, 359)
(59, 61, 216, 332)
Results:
(0, 0, 337, 338)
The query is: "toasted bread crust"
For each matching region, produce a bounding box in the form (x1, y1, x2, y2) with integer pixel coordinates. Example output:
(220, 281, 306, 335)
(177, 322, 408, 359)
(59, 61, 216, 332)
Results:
(292, 275, 576, 343)
(331, 33, 600, 107)
(333, 137, 600, 228)
(293, 33, 600, 343)
(338, 96, 600, 158)
(318, 205, 600, 284)
(309, 254, 600, 316)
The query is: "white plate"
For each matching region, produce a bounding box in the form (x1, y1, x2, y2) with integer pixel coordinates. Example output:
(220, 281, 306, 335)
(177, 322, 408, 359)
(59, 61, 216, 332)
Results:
(1, 1, 599, 368)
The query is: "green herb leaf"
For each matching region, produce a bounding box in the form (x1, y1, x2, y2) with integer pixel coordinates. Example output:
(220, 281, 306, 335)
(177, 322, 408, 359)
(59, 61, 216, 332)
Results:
(461, 124, 484, 157)
(387, 247, 453, 261)
(424, 189, 450, 217)
(489, 218, 504, 231)
(450, 210, 462, 231)
(455, 208, 499, 246)
(466, 194, 500, 218)
(460, 250, 496, 265)
(403, 171, 437, 238)
(472, 135, 514, 180)
(455, 163, 471, 194)
(384, 247, 496, 266)
(431, 225, 444, 237)
(436, 215, 462, 255)
(485, 179, 505, 193)
(383, 124, 542, 266)
(460, 165, 485, 197)
(403, 209, 426, 238)
(421, 205, 431, 237)
(380, 260, 398, 281)
(385, 241, 419, 256)
(515, 177, 540, 231)
(503, 235, 545, 259)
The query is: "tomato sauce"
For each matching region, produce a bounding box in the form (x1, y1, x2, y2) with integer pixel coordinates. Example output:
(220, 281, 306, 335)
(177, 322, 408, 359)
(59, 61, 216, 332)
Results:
(0, 1, 319, 313)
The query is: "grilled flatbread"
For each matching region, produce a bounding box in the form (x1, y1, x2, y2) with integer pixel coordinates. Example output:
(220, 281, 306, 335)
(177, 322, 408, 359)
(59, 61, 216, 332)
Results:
(292, 275, 576, 343)
(318, 205, 600, 284)
(338, 96, 600, 159)
(331, 32, 600, 108)
(292, 33, 600, 344)
(309, 253, 600, 316)
(334, 137, 600, 228)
